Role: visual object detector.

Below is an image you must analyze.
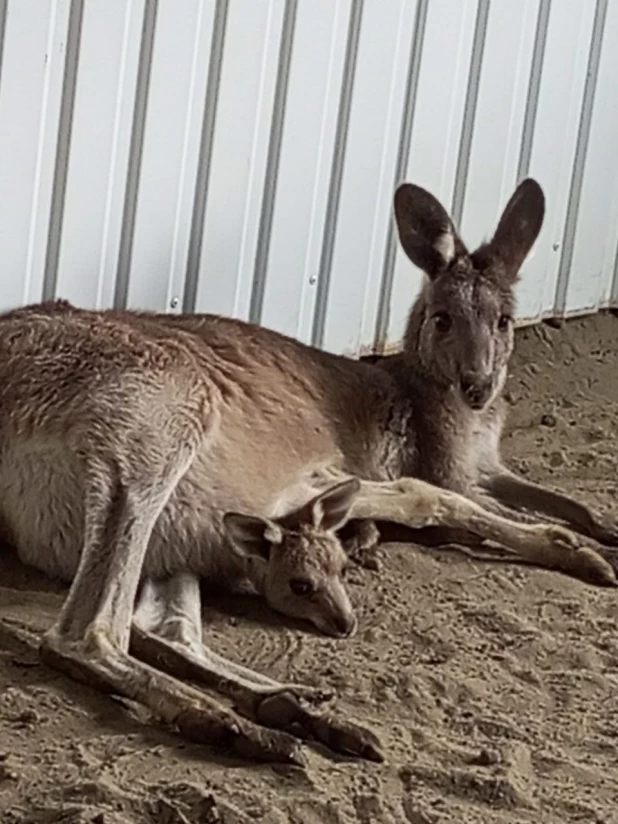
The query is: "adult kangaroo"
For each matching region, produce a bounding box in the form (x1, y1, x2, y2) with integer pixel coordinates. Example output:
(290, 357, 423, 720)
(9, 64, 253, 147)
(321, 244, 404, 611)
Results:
(0, 179, 615, 768)
(373, 178, 618, 548)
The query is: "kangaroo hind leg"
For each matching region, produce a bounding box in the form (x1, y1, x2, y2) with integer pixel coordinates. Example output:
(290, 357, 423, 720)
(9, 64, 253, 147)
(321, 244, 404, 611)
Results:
(131, 572, 382, 762)
(40, 423, 303, 765)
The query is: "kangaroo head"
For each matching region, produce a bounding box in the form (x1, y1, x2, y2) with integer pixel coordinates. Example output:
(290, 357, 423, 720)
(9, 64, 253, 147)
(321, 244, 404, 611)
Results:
(223, 479, 360, 638)
(394, 179, 545, 411)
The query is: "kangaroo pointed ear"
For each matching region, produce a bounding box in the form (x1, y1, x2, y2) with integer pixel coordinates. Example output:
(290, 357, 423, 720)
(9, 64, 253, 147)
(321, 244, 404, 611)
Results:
(305, 478, 361, 532)
(223, 512, 283, 561)
(476, 178, 545, 280)
(394, 183, 466, 278)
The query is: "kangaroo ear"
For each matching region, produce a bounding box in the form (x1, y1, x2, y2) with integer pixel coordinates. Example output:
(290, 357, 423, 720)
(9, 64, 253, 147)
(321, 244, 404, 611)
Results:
(223, 513, 282, 561)
(394, 183, 466, 277)
(305, 478, 361, 532)
(474, 178, 545, 281)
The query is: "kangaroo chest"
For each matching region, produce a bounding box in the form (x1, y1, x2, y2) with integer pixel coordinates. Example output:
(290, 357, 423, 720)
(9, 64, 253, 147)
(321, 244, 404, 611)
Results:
(402, 400, 500, 494)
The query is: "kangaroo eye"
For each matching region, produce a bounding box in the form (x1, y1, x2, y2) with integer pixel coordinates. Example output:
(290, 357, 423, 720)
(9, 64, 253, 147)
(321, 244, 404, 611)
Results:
(433, 312, 452, 333)
(289, 578, 315, 597)
(498, 314, 512, 331)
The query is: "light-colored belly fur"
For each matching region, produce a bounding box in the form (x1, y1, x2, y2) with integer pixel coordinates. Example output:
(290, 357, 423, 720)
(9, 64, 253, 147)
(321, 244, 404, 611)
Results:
(0, 437, 345, 584)
(0, 439, 227, 582)
(0, 440, 85, 581)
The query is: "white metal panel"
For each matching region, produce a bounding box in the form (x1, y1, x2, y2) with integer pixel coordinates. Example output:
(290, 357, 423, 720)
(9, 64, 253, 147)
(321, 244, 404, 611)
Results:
(126, 0, 216, 312)
(0, 0, 70, 309)
(460, 0, 539, 248)
(320, 0, 419, 355)
(522, 1, 595, 320)
(194, 0, 285, 319)
(565, 0, 618, 314)
(259, 0, 352, 343)
(55, 0, 144, 308)
(0, 0, 617, 353)
(386, 0, 478, 349)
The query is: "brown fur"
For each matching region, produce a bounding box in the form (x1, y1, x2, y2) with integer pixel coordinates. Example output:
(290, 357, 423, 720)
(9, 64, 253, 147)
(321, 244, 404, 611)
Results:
(0, 179, 616, 768)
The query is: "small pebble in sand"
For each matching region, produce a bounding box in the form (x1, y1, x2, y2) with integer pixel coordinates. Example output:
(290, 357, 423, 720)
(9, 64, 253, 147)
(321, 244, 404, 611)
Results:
(0, 762, 18, 781)
(471, 748, 500, 766)
(548, 450, 566, 468)
(16, 708, 40, 726)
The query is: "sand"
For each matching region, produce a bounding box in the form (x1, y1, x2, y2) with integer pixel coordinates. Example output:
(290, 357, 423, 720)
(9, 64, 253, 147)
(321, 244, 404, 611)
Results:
(1, 312, 618, 824)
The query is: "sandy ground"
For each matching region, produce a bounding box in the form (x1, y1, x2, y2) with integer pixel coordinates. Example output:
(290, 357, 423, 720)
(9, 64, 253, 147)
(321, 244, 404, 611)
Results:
(2, 313, 618, 824)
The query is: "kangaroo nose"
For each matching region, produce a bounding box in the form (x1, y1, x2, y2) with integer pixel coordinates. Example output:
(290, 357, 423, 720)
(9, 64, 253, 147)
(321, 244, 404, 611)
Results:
(460, 374, 493, 408)
(333, 612, 357, 638)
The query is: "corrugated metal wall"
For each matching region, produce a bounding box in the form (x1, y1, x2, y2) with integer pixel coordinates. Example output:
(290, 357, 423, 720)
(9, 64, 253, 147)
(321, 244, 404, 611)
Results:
(1, 0, 617, 356)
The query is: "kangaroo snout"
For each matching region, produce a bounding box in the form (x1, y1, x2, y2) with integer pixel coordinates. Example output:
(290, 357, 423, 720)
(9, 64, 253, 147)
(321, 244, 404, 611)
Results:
(460, 373, 494, 410)
(330, 611, 358, 638)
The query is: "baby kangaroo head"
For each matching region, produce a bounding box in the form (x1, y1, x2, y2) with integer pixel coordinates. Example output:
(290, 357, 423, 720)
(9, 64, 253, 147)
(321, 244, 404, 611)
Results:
(395, 179, 545, 410)
(223, 479, 360, 638)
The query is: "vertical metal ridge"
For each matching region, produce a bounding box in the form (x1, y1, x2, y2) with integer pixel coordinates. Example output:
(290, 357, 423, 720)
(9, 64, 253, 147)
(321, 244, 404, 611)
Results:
(248, 0, 297, 324)
(42, 0, 84, 301)
(517, 0, 551, 180)
(374, 0, 428, 352)
(611, 231, 618, 305)
(0, 0, 8, 92)
(310, 0, 364, 347)
(114, 0, 158, 309)
(451, 0, 490, 226)
(182, 0, 228, 314)
(554, 0, 608, 315)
